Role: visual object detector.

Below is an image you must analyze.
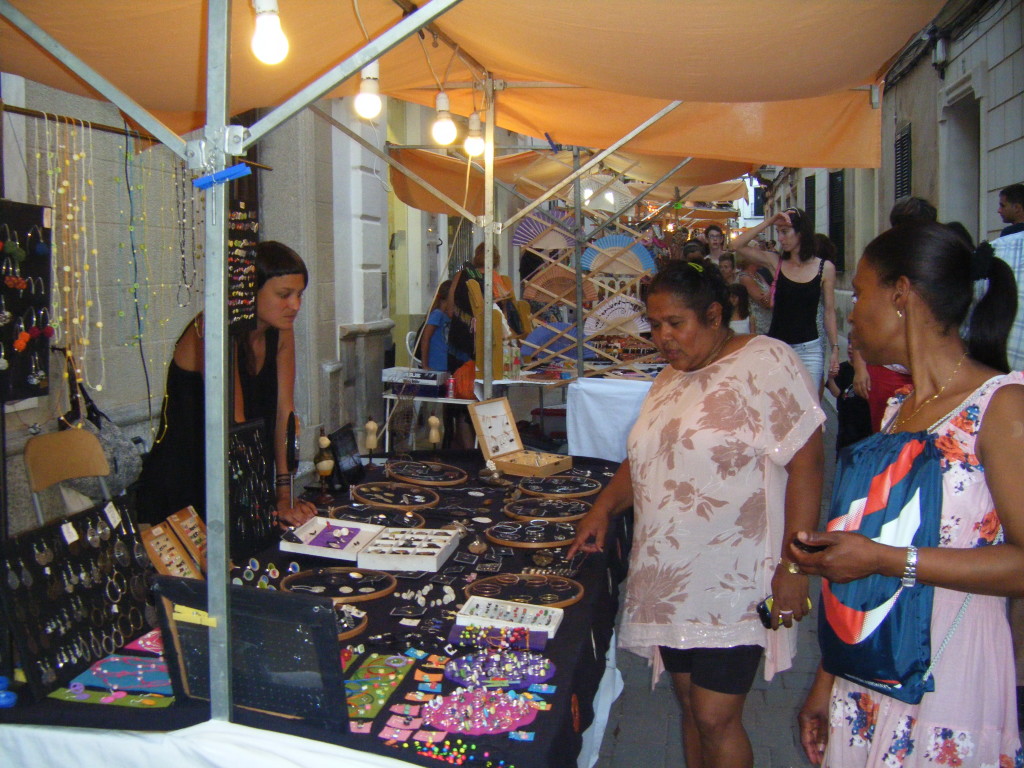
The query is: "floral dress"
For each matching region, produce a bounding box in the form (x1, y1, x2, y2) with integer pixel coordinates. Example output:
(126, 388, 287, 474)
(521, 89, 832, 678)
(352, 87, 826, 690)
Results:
(825, 372, 1024, 768)
(617, 335, 824, 680)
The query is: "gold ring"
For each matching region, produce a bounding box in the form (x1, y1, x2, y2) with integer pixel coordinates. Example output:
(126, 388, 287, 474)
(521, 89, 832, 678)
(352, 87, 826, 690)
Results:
(782, 560, 801, 575)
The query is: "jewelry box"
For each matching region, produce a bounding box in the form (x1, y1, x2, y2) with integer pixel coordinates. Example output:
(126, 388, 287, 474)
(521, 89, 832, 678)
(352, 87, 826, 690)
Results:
(467, 397, 571, 477)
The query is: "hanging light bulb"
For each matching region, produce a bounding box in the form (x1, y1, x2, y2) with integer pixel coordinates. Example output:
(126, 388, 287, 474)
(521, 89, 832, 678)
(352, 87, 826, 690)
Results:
(463, 112, 485, 157)
(354, 61, 382, 120)
(251, 0, 289, 65)
(431, 91, 457, 146)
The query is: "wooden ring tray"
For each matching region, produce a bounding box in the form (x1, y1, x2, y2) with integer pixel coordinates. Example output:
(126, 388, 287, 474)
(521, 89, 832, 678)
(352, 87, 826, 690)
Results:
(464, 573, 584, 609)
(280, 567, 397, 605)
(385, 460, 468, 487)
(350, 482, 440, 511)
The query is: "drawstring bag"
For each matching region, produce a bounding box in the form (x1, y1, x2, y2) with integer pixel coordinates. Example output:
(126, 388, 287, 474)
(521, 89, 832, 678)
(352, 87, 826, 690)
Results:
(818, 429, 943, 704)
(59, 356, 142, 498)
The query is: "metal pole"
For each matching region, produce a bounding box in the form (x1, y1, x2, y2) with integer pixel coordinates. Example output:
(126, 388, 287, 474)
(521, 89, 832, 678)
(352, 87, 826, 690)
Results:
(203, 0, 232, 723)
(502, 101, 683, 232)
(481, 76, 496, 399)
(572, 148, 586, 380)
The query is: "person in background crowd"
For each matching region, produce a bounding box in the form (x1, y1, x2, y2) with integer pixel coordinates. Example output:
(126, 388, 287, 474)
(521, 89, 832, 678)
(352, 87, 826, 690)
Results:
(998, 183, 1024, 237)
(706, 224, 728, 262)
(737, 253, 773, 335)
(718, 252, 737, 284)
(419, 279, 452, 372)
(682, 239, 709, 264)
(795, 223, 1023, 767)
(889, 195, 938, 228)
(850, 198, 944, 431)
(727, 283, 753, 334)
(733, 208, 839, 393)
(139, 241, 317, 528)
(570, 260, 824, 768)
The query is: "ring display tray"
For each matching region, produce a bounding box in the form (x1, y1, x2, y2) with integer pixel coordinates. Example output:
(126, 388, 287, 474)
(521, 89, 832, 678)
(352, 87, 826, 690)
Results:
(468, 397, 571, 477)
(279, 517, 458, 572)
(455, 595, 564, 639)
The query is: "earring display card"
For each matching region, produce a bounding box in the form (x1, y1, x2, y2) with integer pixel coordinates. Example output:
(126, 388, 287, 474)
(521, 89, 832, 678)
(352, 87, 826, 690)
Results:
(0, 200, 52, 403)
(0, 500, 154, 701)
(141, 524, 203, 580)
(165, 506, 208, 572)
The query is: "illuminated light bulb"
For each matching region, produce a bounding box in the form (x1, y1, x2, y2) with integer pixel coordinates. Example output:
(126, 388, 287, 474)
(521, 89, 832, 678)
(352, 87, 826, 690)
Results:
(250, 0, 289, 65)
(354, 61, 382, 120)
(463, 112, 485, 157)
(431, 91, 457, 146)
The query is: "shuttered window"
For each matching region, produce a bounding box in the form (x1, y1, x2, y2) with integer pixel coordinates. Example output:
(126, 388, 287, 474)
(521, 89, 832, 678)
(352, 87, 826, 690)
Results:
(894, 125, 912, 200)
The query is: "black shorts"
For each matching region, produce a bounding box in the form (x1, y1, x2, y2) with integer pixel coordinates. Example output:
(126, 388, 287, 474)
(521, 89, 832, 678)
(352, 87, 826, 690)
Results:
(658, 644, 763, 696)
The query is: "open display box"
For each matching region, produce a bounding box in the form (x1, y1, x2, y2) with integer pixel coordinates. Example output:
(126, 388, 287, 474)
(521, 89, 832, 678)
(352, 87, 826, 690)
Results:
(279, 517, 459, 572)
(468, 397, 571, 477)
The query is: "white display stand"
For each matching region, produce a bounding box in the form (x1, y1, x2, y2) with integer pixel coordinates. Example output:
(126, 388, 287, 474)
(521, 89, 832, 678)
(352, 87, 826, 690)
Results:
(566, 378, 652, 462)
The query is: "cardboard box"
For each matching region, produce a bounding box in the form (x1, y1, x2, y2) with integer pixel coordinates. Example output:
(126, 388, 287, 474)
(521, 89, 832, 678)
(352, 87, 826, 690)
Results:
(468, 397, 572, 477)
(279, 517, 384, 562)
(455, 596, 564, 639)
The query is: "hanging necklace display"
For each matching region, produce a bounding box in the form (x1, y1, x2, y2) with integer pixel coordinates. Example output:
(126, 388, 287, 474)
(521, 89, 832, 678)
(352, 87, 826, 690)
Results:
(350, 482, 440, 511)
(327, 504, 425, 529)
(280, 566, 397, 605)
(384, 459, 468, 487)
(504, 497, 591, 522)
(464, 572, 585, 609)
(518, 474, 602, 499)
(484, 520, 577, 549)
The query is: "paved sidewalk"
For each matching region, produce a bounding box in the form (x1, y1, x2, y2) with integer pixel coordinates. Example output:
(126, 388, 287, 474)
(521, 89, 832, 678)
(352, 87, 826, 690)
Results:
(594, 405, 839, 768)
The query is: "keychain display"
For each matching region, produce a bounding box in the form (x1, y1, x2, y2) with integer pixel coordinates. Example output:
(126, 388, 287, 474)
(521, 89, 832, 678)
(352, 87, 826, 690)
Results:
(464, 573, 585, 609)
(279, 566, 397, 605)
(518, 474, 602, 499)
(384, 459, 468, 487)
(484, 520, 577, 549)
(504, 497, 591, 522)
(350, 482, 440, 511)
(0, 500, 153, 700)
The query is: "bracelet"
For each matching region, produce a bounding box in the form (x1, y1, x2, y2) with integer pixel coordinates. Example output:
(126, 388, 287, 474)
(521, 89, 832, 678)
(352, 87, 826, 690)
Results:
(901, 546, 918, 588)
(778, 559, 802, 575)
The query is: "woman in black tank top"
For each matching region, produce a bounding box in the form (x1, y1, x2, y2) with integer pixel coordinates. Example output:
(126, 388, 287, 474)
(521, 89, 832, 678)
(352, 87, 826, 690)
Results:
(139, 242, 317, 528)
(730, 207, 839, 392)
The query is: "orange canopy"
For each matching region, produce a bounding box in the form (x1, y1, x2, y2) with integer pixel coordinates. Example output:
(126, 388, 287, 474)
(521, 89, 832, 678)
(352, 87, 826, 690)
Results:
(0, 0, 941, 167)
(388, 147, 753, 217)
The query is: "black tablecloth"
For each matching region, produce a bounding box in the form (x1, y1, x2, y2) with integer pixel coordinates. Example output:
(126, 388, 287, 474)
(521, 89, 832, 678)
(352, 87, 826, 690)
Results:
(0, 450, 627, 768)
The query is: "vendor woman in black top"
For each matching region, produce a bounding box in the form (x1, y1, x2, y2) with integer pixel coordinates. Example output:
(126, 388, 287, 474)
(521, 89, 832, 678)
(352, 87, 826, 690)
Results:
(139, 241, 317, 528)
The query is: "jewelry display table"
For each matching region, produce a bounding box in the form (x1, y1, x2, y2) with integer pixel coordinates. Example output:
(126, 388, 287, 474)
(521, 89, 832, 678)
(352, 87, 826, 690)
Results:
(0, 451, 626, 768)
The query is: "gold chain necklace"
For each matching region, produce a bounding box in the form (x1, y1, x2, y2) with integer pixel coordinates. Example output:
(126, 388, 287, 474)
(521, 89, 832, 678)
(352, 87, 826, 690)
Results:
(894, 351, 968, 430)
(692, 328, 734, 371)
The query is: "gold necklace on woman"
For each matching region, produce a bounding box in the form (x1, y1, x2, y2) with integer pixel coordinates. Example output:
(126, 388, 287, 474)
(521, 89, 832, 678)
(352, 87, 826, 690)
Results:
(692, 328, 734, 371)
(894, 351, 968, 430)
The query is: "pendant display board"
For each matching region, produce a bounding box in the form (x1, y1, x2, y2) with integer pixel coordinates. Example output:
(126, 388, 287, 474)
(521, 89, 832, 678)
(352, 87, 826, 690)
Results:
(384, 460, 468, 487)
(0, 500, 152, 700)
(465, 572, 585, 609)
(0, 200, 52, 403)
(279, 566, 397, 605)
(350, 482, 440, 511)
(504, 497, 591, 522)
(518, 474, 602, 499)
(484, 520, 577, 549)
(229, 419, 276, 560)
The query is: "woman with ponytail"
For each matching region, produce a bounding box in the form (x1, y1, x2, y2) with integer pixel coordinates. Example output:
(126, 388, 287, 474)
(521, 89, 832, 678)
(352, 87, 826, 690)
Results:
(793, 224, 1024, 767)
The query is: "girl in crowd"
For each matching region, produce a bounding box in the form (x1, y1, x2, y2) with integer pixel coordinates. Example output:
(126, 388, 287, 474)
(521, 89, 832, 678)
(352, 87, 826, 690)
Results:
(419, 279, 452, 372)
(733, 209, 839, 391)
(792, 224, 1023, 767)
(727, 283, 753, 335)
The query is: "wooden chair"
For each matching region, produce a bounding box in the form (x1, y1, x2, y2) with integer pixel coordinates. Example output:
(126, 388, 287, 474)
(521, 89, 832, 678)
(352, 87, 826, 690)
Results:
(24, 428, 112, 527)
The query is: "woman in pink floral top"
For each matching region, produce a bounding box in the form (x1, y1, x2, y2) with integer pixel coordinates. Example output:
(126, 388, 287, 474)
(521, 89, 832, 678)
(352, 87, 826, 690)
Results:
(794, 224, 1024, 767)
(570, 260, 825, 768)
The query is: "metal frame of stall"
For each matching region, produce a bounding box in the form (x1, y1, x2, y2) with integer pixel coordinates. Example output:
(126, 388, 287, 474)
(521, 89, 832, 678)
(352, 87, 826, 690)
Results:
(0, 0, 704, 725)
